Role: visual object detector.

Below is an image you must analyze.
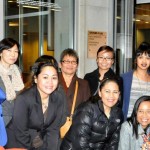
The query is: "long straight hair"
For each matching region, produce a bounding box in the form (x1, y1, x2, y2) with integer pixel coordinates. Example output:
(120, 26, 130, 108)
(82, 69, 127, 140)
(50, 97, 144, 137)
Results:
(127, 95, 150, 139)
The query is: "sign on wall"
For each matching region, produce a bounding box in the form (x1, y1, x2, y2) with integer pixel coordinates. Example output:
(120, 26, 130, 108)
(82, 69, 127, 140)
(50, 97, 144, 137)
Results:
(88, 31, 107, 58)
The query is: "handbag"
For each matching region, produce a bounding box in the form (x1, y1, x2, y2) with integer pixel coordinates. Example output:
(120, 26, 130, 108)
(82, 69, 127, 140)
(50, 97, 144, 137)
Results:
(60, 81, 78, 138)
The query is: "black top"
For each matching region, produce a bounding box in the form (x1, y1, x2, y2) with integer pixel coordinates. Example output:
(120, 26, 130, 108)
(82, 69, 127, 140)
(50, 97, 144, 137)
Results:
(5, 85, 67, 150)
(60, 97, 124, 150)
(84, 68, 117, 95)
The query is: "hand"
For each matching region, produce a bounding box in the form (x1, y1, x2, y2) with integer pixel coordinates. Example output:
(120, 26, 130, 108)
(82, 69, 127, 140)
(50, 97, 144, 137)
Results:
(142, 142, 150, 150)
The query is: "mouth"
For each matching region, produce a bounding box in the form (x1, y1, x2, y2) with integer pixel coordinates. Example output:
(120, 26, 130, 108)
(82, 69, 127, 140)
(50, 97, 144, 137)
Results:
(141, 64, 147, 67)
(141, 119, 149, 123)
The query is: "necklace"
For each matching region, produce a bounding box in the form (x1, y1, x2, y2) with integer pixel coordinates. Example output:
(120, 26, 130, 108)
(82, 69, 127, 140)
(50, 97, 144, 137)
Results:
(42, 98, 49, 113)
(135, 71, 149, 95)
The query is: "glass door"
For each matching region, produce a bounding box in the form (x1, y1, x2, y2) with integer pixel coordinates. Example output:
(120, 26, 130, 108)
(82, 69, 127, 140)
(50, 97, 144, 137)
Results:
(4, 0, 74, 84)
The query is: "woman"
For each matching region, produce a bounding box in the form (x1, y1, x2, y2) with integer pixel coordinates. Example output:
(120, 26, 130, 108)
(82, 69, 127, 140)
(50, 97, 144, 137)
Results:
(59, 48, 91, 115)
(0, 38, 24, 126)
(118, 96, 150, 150)
(60, 78, 124, 150)
(122, 42, 150, 120)
(84, 45, 119, 96)
(6, 61, 66, 150)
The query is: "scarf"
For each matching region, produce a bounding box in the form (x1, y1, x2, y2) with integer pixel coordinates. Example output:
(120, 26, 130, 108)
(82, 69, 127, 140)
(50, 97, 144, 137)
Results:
(0, 63, 24, 101)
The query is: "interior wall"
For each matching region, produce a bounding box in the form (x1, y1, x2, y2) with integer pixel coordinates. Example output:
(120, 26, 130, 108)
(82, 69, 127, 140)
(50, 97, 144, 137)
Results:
(74, 0, 114, 78)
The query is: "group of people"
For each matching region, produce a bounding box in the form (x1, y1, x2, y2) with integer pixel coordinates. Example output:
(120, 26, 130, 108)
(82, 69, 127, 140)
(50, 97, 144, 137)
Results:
(0, 37, 149, 150)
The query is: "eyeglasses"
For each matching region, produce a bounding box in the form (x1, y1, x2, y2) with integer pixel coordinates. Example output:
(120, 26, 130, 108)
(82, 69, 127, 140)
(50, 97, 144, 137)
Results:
(97, 56, 113, 62)
(137, 110, 150, 116)
(62, 60, 77, 65)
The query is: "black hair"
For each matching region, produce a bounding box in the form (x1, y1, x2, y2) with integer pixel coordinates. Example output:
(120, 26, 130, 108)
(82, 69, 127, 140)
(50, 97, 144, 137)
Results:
(134, 42, 150, 69)
(97, 45, 115, 60)
(60, 48, 79, 64)
(0, 38, 20, 53)
(35, 55, 59, 71)
(127, 95, 150, 139)
(99, 77, 121, 92)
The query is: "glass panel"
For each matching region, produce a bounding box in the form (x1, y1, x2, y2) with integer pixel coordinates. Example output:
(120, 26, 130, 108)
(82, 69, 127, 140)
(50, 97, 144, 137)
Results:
(114, 0, 135, 74)
(5, 0, 19, 16)
(135, 3, 150, 48)
(4, 0, 74, 84)
(22, 16, 39, 73)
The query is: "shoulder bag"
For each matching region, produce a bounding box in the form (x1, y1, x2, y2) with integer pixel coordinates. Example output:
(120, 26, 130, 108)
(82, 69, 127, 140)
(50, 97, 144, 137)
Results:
(60, 80, 78, 138)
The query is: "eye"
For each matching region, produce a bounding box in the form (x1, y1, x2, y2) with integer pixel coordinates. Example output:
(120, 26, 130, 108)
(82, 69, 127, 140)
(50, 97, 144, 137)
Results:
(43, 76, 48, 79)
(105, 90, 110, 93)
(138, 110, 143, 114)
(147, 111, 150, 114)
(106, 58, 111, 61)
(113, 91, 119, 94)
(138, 56, 143, 59)
(52, 76, 58, 80)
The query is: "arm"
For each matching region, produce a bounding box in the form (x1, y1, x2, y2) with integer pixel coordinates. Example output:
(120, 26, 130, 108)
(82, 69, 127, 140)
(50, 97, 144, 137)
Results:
(118, 122, 131, 150)
(71, 106, 93, 149)
(105, 124, 121, 150)
(13, 95, 31, 148)
(46, 91, 68, 150)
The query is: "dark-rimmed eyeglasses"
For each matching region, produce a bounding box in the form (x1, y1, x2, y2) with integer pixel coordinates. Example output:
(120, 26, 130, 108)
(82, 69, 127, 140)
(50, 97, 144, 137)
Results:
(97, 56, 113, 62)
(62, 60, 77, 65)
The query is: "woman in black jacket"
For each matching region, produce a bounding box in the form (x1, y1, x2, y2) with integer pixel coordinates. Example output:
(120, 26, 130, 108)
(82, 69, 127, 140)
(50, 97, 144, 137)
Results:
(6, 61, 67, 150)
(61, 78, 124, 150)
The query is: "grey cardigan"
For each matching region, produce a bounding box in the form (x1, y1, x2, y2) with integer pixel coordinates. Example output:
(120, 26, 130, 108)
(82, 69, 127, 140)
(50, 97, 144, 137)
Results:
(118, 121, 144, 150)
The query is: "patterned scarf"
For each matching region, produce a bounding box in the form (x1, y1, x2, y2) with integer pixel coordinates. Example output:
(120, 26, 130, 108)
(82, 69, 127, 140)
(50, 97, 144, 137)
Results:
(0, 63, 24, 101)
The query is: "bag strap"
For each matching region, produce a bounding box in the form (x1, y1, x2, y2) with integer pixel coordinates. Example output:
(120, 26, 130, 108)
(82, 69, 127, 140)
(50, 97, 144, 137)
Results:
(70, 81, 78, 116)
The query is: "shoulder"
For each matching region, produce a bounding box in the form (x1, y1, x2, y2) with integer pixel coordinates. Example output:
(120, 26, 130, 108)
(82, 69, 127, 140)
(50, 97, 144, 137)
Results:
(77, 77, 89, 86)
(12, 64, 22, 72)
(121, 70, 133, 78)
(16, 86, 36, 102)
(112, 107, 124, 122)
(51, 85, 66, 104)
(75, 100, 97, 115)
(121, 121, 133, 131)
(84, 69, 99, 78)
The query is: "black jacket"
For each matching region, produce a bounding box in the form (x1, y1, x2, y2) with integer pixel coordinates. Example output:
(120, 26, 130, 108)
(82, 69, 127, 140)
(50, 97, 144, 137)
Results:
(84, 68, 117, 95)
(60, 98, 123, 150)
(6, 85, 67, 150)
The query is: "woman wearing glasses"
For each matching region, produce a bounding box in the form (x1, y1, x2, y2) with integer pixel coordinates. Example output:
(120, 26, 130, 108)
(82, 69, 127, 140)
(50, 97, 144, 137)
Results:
(84, 45, 119, 96)
(59, 48, 91, 116)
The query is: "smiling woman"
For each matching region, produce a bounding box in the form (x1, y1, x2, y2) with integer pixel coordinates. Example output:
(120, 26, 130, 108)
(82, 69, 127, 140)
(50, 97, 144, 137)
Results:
(5, 61, 67, 150)
(118, 96, 150, 150)
(60, 77, 123, 150)
(121, 42, 150, 120)
(0, 38, 24, 126)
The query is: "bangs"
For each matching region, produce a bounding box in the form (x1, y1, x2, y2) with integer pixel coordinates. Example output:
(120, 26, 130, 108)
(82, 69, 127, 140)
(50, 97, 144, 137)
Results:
(136, 51, 150, 57)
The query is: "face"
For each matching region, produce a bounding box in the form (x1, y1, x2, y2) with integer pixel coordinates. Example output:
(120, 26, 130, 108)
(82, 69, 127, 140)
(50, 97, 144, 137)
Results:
(60, 55, 78, 76)
(34, 66, 58, 98)
(99, 81, 120, 111)
(136, 53, 150, 71)
(0, 44, 19, 67)
(97, 50, 114, 71)
(137, 101, 150, 129)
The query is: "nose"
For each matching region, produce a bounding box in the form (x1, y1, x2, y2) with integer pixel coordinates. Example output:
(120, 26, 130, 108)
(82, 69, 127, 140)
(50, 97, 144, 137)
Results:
(10, 51, 16, 57)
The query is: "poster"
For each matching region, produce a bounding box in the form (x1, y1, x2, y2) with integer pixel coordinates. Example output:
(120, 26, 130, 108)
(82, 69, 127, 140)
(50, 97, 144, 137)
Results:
(88, 31, 107, 58)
